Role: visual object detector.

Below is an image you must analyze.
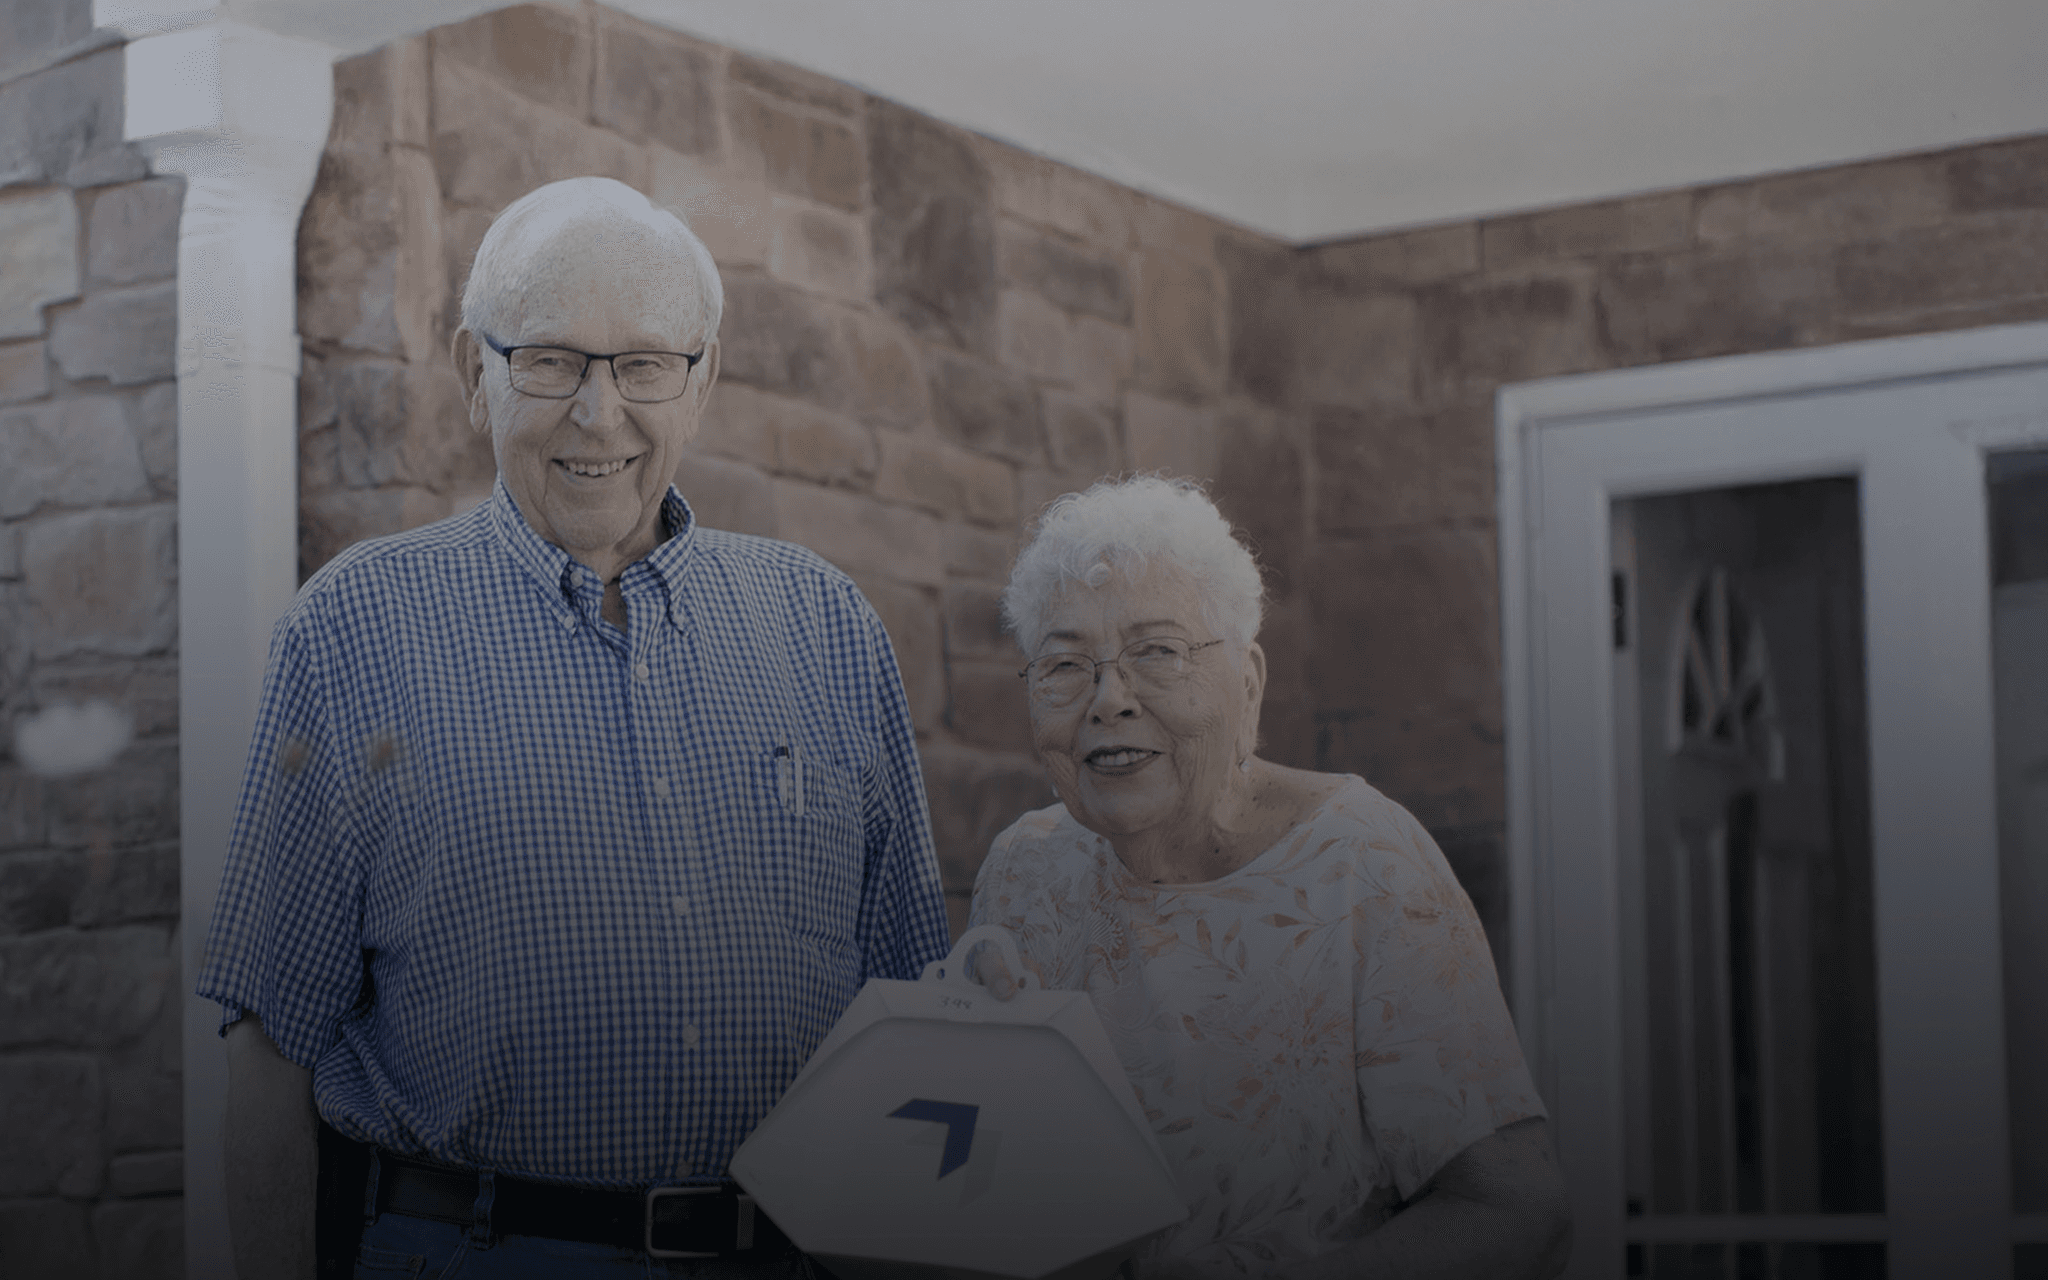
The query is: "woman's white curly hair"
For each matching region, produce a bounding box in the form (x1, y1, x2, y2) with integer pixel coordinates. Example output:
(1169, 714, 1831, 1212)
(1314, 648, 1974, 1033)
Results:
(1001, 474, 1265, 653)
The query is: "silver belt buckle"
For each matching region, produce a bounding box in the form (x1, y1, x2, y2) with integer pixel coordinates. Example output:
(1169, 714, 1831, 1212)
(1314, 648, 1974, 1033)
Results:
(644, 1186, 755, 1259)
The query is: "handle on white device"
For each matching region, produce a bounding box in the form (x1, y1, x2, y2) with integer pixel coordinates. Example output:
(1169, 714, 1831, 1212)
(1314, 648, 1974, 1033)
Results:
(921, 924, 1039, 992)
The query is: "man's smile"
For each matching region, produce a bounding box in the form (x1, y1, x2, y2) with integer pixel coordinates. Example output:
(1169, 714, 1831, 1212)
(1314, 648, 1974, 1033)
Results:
(555, 454, 641, 479)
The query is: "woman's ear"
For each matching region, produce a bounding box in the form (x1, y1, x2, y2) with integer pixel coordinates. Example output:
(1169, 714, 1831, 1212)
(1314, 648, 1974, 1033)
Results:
(452, 328, 490, 435)
(1238, 641, 1267, 760)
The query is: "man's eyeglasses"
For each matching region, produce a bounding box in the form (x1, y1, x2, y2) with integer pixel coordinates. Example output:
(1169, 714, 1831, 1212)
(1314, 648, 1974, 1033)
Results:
(482, 334, 706, 403)
(1019, 637, 1227, 708)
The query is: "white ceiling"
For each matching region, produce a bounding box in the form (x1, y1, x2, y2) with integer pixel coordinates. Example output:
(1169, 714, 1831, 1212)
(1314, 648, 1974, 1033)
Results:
(148, 0, 2048, 242)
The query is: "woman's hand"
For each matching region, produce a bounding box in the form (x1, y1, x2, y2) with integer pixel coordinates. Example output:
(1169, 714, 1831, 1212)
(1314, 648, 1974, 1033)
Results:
(971, 942, 1024, 1002)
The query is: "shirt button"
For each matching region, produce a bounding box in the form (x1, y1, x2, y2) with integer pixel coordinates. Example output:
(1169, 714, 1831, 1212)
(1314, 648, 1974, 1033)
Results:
(634, 661, 650, 681)
(650, 776, 671, 799)
(681, 1024, 700, 1049)
(669, 895, 688, 917)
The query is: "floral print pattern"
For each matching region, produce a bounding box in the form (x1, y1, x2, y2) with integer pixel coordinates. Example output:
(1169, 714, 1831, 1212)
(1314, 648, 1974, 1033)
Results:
(969, 777, 1546, 1278)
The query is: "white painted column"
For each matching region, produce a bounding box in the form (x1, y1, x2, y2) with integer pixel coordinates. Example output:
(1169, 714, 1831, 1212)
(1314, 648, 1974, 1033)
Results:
(111, 7, 336, 1275)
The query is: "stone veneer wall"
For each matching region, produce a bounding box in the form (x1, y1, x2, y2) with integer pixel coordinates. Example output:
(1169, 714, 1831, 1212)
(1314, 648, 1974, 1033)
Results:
(293, 2, 1306, 939)
(1283, 130, 2048, 943)
(0, 0, 188, 1274)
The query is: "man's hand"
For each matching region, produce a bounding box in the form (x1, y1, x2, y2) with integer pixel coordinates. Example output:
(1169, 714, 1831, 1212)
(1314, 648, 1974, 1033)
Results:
(224, 1015, 319, 1280)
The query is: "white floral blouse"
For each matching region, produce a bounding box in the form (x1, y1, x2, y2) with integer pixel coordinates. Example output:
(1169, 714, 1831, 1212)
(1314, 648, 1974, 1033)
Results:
(968, 776, 1547, 1278)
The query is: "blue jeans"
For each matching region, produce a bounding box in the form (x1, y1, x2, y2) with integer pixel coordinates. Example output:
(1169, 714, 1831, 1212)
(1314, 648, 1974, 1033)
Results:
(351, 1205, 823, 1279)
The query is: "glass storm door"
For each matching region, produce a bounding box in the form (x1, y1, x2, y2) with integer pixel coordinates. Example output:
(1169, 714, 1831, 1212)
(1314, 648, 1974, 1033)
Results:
(1500, 329, 2048, 1280)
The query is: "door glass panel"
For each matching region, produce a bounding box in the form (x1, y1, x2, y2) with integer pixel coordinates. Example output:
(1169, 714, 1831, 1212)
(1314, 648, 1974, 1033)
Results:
(1614, 477, 1885, 1277)
(1989, 446, 2048, 1216)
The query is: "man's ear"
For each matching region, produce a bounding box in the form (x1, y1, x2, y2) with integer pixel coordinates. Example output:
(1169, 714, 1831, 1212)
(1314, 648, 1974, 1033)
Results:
(452, 328, 490, 435)
(691, 339, 720, 408)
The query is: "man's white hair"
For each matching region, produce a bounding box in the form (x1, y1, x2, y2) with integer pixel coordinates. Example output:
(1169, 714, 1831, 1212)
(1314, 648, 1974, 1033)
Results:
(1002, 475, 1266, 654)
(459, 176, 723, 342)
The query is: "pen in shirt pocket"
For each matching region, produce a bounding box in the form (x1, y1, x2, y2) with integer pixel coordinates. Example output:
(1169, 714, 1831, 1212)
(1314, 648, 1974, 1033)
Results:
(774, 742, 806, 817)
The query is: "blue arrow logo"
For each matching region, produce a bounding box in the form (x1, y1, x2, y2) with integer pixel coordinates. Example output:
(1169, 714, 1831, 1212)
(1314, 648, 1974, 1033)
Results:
(887, 1099, 979, 1178)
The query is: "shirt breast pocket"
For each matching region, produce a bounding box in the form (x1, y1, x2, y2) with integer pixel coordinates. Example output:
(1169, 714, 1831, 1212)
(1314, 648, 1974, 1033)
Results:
(747, 747, 865, 951)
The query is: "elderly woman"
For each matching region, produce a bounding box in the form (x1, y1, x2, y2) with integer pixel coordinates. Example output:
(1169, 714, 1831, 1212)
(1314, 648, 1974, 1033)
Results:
(968, 476, 1570, 1279)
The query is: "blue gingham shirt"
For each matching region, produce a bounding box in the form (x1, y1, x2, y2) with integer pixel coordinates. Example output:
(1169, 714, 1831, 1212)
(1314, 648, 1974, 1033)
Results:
(197, 479, 950, 1187)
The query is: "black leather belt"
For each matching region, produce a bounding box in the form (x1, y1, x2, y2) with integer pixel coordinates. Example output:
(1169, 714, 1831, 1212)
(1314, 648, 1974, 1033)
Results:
(372, 1152, 793, 1259)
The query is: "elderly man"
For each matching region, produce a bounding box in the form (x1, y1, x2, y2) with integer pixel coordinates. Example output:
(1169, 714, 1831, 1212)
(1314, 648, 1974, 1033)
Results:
(198, 177, 950, 1277)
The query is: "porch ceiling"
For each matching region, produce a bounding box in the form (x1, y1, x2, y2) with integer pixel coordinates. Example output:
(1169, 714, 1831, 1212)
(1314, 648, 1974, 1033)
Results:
(188, 0, 2048, 242)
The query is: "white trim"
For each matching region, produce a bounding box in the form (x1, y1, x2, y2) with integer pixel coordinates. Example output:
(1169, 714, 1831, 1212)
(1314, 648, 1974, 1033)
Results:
(131, 17, 340, 1279)
(1499, 320, 2048, 1280)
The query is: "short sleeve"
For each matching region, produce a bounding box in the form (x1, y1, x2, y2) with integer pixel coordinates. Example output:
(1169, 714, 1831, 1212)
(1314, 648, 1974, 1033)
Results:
(194, 613, 375, 1070)
(1350, 803, 1547, 1200)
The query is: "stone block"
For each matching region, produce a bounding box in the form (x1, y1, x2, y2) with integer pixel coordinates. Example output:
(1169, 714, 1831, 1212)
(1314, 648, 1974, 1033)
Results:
(431, 3, 591, 118)
(996, 289, 1133, 400)
(730, 52, 862, 117)
(1130, 193, 1218, 263)
(920, 745, 1050, 892)
(0, 525, 15, 578)
(0, 397, 150, 519)
(71, 843, 179, 927)
(127, 382, 177, 497)
(717, 274, 849, 402)
(48, 283, 177, 386)
(44, 739, 178, 848)
(772, 479, 944, 586)
(0, 47, 141, 191)
(997, 221, 1131, 323)
(943, 581, 1012, 660)
(836, 307, 929, 429)
(594, 13, 719, 157)
(1419, 268, 1602, 402)
(693, 382, 790, 471)
(0, 849, 85, 933)
(846, 573, 943, 734)
(326, 37, 430, 156)
(1316, 711, 1506, 838)
(104, 1060, 181, 1152)
(1040, 391, 1119, 476)
(1314, 399, 1495, 534)
(23, 506, 176, 661)
(441, 202, 495, 309)
(778, 407, 877, 490)
(928, 351, 1040, 462)
(1124, 391, 1217, 481)
(1696, 155, 1953, 248)
(945, 659, 1036, 755)
(1293, 286, 1417, 411)
(1211, 406, 1305, 602)
(29, 658, 179, 739)
(944, 524, 1019, 584)
(650, 152, 774, 271)
(1133, 253, 1224, 401)
(0, 0, 91, 80)
(84, 179, 181, 287)
(1835, 210, 2048, 326)
(390, 147, 450, 367)
(1251, 597, 1316, 770)
(92, 1197, 183, 1278)
(1013, 468, 1104, 533)
(430, 61, 647, 213)
(297, 147, 403, 356)
(732, 90, 863, 212)
(324, 358, 410, 488)
(768, 201, 870, 302)
(1216, 235, 1298, 406)
(1306, 223, 1480, 290)
(1600, 245, 1837, 365)
(298, 485, 447, 581)
(1945, 134, 2048, 214)
(1307, 526, 1503, 740)
(108, 1150, 182, 1197)
(1481, 190, 1692, 271)
(0, 1054, 101, 1194)
(0, 186, 79, 340)
(0, 764, 47, 850)
(0, 338, 47, 403)
(869, 100, 997, 355)
(874, 433, 1015, 528)
(0, 1198, 93, 1280)
(0, 924, 174, 1051)
(672, 452, 776, 538)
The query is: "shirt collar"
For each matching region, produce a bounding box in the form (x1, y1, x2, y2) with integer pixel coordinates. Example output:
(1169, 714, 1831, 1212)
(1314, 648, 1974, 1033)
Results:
(487, 479, 700, 632)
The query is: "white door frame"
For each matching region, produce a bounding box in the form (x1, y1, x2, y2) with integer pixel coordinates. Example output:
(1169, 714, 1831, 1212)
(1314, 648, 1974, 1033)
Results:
(1498, 320, 2048, 1279)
